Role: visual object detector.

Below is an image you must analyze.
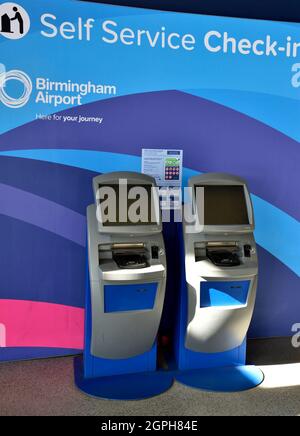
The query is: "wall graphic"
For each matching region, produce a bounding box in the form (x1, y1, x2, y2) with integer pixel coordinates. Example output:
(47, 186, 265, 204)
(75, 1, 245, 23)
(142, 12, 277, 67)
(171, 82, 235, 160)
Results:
(0, 0, 299, 361)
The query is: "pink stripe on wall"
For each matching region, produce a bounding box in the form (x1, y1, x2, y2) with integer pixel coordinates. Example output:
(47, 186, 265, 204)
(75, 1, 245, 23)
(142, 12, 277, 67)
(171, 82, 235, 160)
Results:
(0, 300, 84, 349)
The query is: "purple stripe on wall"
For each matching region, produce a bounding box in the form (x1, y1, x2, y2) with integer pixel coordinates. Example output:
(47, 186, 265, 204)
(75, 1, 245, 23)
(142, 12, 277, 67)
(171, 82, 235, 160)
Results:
(0, 91, 299, 220)
(0, 183, 86, 247)
(0, 155, 95, 215)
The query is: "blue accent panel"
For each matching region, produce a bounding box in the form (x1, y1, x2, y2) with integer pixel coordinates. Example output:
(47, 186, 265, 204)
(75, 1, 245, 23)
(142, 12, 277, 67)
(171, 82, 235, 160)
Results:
(74, 355, 173, 400)
(1, 150, 298, 277)
(0, 348, 79, 362)
(174, 225, 246, 371)
(104, 283, 157, 313)
(176, 365, 264, 393)
(200, 281, 250, 308)
(84, 252, 158, 378)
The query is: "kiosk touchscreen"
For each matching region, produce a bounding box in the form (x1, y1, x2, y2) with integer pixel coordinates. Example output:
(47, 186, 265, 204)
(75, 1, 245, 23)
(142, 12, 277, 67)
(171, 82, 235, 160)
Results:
(175, 173, 263, 391)
(75, 172, 171, 400)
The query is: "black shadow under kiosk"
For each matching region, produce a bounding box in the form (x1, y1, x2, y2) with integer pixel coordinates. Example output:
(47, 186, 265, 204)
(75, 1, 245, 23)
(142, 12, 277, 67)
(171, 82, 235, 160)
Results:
(175, 173, 264, 392)
(74, 172, 173, 400)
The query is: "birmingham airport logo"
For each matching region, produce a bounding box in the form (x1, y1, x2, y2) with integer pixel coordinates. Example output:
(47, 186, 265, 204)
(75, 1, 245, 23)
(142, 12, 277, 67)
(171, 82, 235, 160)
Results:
(0, 63, 32, 108)
(95, 180, 204, 233)
(0, 2, 30, 39)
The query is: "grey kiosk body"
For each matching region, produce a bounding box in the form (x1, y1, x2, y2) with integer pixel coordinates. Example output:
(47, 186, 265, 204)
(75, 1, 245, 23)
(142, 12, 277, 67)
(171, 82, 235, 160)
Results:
(176, 173, 258, 370)
(86, 172, 167, 370)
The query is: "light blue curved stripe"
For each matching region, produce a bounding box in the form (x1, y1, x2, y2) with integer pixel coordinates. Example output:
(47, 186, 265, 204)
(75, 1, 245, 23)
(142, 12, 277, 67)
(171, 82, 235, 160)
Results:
(252, 196, 300, 277)
(0, 149, 299, 276)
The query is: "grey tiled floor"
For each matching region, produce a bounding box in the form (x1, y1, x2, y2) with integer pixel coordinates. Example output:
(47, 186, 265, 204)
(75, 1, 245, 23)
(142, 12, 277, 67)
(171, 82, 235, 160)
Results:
(0, 338, 300, 416)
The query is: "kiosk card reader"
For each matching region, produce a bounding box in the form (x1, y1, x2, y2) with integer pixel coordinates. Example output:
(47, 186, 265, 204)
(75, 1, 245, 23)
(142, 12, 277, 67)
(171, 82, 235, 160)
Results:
(74, 172, 172, 400)
(175, 173, 263, 391)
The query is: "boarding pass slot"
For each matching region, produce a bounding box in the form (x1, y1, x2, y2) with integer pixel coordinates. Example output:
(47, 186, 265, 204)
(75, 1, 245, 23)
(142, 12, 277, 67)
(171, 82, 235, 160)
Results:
(195, 242, 241, 265)
(99, 243, 149, 269)
(99, 243, 146, 251)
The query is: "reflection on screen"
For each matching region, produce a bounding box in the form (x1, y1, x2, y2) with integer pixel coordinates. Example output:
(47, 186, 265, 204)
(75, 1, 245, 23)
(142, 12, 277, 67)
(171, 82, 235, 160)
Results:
(195, 185, 250, 225)
(98, 183, 158, 226)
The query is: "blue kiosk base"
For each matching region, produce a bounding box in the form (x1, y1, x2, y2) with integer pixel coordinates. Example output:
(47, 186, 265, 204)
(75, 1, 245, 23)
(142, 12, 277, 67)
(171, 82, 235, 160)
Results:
(175, 365, 264, 393)
(74, 356, 173, 400)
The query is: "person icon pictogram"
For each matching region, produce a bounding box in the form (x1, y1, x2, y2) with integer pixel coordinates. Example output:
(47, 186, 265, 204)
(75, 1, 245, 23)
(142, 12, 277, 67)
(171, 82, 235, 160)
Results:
(0, 4, 29, 39)
(10, 6, 24, 34)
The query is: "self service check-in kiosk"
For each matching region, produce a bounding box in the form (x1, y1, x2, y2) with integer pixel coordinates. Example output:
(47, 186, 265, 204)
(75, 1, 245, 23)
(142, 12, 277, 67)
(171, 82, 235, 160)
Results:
(175, 173, 264, 391)
(74, 172, 173, 400)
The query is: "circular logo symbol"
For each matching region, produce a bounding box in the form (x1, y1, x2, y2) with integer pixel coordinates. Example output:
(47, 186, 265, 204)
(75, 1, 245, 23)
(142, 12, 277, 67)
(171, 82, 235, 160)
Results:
(0, 2, 30, 39)
(0, 69, 32, 108)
